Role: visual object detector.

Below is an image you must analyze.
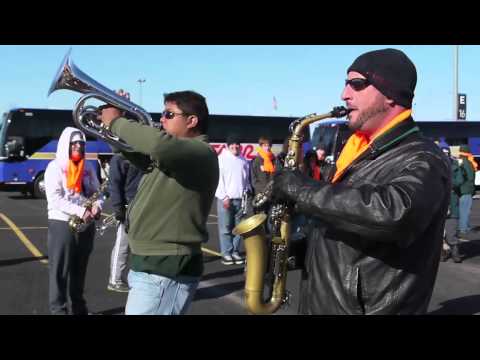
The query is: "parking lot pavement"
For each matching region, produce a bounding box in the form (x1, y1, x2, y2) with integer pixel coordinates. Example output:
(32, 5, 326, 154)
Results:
(1, 189, 480, 315)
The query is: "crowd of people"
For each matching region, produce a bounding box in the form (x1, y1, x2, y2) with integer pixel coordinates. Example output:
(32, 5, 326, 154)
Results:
(440, 144, 477, 263)
(44, 47, 478, 315)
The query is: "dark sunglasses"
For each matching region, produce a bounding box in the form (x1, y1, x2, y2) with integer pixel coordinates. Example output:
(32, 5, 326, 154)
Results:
(161, 110, 187, 119)
(70, 141, 85, 146)
(345, 78, 370, 91)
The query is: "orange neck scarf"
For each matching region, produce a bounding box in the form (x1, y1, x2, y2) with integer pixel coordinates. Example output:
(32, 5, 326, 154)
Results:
(67, 159, 84, 193)
(459, 152, 478, 171)
(312, 164, 321, 181)
(257, 147, 276, 173)
(332, 109, 412, 183)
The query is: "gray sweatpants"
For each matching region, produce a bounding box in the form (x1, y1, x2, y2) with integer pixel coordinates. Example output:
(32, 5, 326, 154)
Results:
(47, 220, 95, 315)
(444, 217, 460, 247)
(109, 222, 130, 284)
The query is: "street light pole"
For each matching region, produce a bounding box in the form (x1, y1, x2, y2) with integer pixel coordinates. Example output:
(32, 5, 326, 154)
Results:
(453, 45, 459, 120)
(137, 78, 146, 106)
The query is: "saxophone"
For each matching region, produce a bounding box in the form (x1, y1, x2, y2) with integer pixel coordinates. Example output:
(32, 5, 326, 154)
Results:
(232, 106, 349, 314)
(68, 177, 110, 233)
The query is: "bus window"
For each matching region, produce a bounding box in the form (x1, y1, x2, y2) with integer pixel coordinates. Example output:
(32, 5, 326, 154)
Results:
(444, 138, 469, 146)
(310, 122, 351, 162)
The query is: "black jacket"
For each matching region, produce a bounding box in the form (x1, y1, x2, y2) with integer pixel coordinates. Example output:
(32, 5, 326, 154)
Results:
(250, 155, 274, 195)
(293, 117, 451, 314)
(109, 153, 144, 215)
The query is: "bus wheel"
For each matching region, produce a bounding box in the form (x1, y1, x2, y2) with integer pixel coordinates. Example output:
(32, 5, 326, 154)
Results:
(33, 173, 46, 199)
(21, 188, 32, 198)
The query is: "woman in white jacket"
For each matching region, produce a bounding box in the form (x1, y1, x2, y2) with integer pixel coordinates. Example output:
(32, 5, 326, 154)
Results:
(45, 127, 103, 315)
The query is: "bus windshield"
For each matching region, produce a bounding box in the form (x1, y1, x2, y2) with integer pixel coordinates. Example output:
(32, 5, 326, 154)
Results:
(4, 109, 78, 156)
(0, 112, 8, 157)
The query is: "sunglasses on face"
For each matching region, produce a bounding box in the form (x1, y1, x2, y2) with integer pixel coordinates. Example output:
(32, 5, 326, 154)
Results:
(70, 141, 85, 146)
(161, 110, 187, 120)
(345, 78, 370, 91)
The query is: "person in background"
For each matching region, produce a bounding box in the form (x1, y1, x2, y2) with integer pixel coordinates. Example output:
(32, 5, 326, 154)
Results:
(251, 136, 276, 199)
(215, 134, 250, 265)
(275, 137, 290, 170)
(457, 144, 477, 240)
(45, 127, 103, 315)
(441, 146, 464, 263)
(304, 148, 326, 181)
(107, 149, 144, 292)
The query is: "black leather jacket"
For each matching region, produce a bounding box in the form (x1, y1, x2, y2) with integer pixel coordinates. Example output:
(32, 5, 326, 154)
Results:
(294, 117, 451, 314)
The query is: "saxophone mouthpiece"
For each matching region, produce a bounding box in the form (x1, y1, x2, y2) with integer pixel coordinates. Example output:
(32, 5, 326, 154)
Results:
(331, 106, 351, 118)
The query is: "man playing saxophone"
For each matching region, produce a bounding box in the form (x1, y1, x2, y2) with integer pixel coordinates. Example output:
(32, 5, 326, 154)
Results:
(99, 91, 219, 315)
(272, 48, 451, 314)
(44, 127, 103, 315)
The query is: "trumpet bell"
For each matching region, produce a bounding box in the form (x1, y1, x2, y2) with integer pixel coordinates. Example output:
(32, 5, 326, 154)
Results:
(48, 49, 153, 152)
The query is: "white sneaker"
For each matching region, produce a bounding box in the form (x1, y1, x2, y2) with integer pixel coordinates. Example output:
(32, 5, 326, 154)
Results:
(221, 255, 234, 265)
(232, 253, 245, 265)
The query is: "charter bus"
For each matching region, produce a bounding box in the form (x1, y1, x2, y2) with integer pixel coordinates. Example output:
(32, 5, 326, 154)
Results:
(311, 120, 480, 159)
(0, 108, 299, 198)
(310, 119, 480, 187)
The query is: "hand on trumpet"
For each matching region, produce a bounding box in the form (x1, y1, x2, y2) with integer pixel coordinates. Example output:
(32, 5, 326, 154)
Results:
(98, 89, 131, 128)
(99, 106, 122, 128)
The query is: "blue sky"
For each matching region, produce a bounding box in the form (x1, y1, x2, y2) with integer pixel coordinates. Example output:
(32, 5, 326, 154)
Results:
(0, 45, 476, 121)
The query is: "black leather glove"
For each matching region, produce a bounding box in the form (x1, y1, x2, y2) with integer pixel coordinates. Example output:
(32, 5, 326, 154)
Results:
(114, 208, 126, 223)
(272, 168, 307, 203)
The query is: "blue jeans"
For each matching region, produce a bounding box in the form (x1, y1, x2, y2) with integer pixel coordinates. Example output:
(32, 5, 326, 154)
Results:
(125, 270, 199, 315)
(458, 194, 473, 233)
(217, 198, 242, 257)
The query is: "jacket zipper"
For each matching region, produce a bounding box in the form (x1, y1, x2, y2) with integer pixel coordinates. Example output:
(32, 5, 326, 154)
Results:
(125, 186, 139, 233)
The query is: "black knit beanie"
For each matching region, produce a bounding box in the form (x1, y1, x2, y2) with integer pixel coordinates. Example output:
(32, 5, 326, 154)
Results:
(347, 48, 417, 108)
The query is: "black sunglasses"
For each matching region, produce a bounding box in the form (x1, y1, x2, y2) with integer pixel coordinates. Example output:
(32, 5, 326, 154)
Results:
(345, 78, 370, 91)
(161, 110, 188, 119)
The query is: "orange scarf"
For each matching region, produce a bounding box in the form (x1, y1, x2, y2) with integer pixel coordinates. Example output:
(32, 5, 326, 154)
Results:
(332, 109, 412, 183)
(257, 147, 276, 173)
(459, 152, 478, 171)
(312, 164, 321, 181)
(66, 159, 84, 193)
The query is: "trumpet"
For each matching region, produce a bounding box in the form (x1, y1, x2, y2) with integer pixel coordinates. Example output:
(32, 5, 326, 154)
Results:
(97, 213, 119, 237)
(48, 49, 154, 152)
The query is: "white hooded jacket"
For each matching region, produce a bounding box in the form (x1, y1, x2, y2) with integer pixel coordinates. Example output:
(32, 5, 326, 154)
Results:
(45, 127, 103, 221)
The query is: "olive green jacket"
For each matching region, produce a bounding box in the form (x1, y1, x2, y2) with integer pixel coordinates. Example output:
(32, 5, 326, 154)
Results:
(458, 157, 475, 196)
(110, 118, 219, 256)
(449, 159, 464, 218)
